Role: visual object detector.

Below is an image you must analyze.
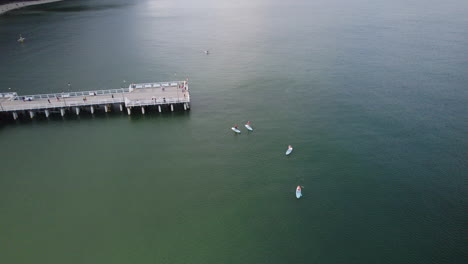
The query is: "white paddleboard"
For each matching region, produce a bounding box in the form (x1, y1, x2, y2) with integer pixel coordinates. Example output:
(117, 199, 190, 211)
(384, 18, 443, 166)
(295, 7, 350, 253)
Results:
(296, 186, 302, 199)
(231, 127, 241, 134)
(286, 146, 293, 155)
(245, 124, 253, 131)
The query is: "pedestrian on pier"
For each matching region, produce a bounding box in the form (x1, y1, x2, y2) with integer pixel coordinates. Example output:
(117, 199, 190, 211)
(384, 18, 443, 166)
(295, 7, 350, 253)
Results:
(111, 94, 114, 98)
(47, 99, 51, 103)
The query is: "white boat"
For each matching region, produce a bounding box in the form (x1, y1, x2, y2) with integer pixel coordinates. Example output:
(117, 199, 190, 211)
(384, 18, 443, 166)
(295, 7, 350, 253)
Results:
(296, 186, 302, 199)
(285, 145, 293, 155)
(17, 34, 25, 43)
(245, 121, 253, 131)
(231, 126, 241, 134)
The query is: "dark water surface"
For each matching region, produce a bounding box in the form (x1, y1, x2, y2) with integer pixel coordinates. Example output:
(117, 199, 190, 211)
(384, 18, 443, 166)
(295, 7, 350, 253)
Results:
(0, 0, 466, 263)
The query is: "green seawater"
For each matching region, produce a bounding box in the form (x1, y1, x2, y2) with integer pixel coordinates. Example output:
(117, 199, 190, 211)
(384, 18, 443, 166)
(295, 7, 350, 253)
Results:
(0, 0, 466, 263)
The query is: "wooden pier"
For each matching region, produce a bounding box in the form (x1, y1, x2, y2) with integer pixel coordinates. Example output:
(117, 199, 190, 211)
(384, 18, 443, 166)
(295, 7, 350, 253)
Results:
(0, 81, 190, 120)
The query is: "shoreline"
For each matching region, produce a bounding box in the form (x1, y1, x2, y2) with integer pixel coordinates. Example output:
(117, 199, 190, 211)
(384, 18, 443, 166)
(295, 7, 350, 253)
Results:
(0, 0, 63, 15)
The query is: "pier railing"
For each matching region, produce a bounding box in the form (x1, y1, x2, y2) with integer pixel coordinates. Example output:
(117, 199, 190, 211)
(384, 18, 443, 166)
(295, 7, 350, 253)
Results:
(0, 98, 125, 111)
(1, 97, 188, 112)
(0, 92, 18, 98)
(12, 88, 130, 101)
(125, 98, 189, 107)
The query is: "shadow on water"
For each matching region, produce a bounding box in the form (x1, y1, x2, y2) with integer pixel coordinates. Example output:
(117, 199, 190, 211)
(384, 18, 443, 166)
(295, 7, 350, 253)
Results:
(0, 110, 191, 129)
(44, 3, 132, 13)
(3, 0, 133, 16)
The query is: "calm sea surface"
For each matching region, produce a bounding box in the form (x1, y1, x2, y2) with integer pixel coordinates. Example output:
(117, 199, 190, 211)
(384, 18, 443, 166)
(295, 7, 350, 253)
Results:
(0, 0, 466, 263)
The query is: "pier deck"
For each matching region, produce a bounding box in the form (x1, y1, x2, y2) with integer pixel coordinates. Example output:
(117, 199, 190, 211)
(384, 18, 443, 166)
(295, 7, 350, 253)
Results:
(0, 81, 190, 119)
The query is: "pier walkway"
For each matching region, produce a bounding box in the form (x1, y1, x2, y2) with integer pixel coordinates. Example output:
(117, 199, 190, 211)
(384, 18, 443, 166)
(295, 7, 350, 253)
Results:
(0, 81, 190, 120)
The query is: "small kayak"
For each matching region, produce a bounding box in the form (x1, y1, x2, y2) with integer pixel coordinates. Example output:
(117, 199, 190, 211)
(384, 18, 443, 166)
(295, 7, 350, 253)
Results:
(285, 145, 293, 155)
(296, 186, 302, 199)
(231, 127, 241, 134)
(245, 121, 253, 131)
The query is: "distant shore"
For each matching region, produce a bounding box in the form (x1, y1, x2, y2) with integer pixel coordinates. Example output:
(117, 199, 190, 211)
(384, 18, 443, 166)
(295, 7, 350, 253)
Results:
(0, 0, 62, 15)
